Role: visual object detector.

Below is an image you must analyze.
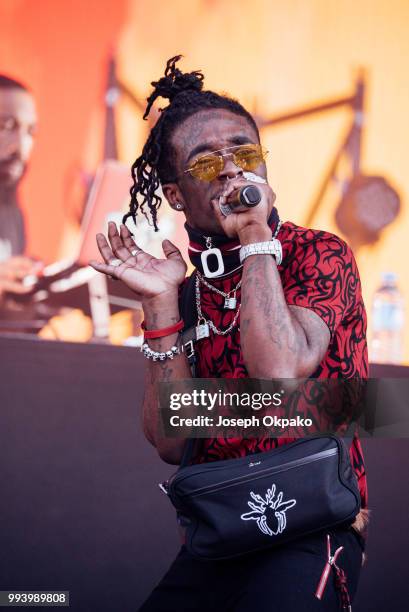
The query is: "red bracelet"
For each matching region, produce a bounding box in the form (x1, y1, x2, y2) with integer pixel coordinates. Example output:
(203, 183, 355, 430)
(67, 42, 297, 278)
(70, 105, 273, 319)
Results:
(141, 319, 184, 339)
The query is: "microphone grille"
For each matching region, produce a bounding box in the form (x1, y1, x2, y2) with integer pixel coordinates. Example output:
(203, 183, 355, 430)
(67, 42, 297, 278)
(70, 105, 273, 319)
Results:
(240, 185, 261, 207)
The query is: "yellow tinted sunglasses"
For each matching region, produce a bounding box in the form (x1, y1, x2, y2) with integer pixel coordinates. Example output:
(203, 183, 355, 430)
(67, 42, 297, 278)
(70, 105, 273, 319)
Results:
(184, 144, 268, 182)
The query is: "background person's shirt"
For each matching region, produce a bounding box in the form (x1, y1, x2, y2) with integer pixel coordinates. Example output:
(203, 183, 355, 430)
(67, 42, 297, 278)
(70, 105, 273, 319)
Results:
(0, 202, 26, 262)
(190, 221, 368, 510)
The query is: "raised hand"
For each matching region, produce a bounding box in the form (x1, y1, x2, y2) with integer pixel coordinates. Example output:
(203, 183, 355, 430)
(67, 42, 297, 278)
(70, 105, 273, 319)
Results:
(0, 256, 44, 299)
(89, 222, 187, 305)
(210, 177, 275, 242)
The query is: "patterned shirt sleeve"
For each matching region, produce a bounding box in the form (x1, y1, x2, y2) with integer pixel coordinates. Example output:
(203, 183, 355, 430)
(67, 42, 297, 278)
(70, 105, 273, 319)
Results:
(282, 234, 361, 340)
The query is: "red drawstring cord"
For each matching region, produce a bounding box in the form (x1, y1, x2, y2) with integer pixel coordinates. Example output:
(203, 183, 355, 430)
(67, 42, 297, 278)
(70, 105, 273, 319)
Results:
(315, 534, 352, 611)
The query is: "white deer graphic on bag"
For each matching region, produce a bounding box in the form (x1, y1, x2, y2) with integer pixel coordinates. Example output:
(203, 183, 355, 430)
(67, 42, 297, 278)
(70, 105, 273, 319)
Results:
(240, 484, 296, 536)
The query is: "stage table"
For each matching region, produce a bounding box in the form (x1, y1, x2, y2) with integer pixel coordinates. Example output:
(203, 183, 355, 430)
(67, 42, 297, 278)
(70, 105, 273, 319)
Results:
(0, 334, 408, 610)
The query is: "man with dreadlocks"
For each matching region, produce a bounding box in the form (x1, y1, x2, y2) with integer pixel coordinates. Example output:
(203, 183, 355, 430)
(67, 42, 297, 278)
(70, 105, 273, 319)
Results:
(90, 56, 368, 611)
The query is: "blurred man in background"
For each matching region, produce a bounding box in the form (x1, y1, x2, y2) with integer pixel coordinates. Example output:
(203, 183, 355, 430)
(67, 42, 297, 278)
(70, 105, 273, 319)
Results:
(0, 74, 43, 305)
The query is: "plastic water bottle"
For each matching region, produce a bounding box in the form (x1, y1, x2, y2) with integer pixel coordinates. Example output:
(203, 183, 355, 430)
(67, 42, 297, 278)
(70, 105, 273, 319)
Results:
(371, 272, 405, 364)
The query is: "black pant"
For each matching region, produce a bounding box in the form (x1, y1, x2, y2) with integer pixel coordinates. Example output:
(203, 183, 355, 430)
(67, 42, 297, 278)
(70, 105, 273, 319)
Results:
(139, 526, 364, 611)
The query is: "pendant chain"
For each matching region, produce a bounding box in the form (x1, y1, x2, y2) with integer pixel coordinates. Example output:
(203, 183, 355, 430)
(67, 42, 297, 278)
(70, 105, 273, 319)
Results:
(195, 274, 241, 336)
(195, 219, 282, 337)
(196, 271, 242, 298)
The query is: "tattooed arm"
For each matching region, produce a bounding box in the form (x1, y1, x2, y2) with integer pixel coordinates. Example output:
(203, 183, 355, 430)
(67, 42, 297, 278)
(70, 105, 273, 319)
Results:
(239, 233, 330, 378)
(142, 294, 192, 464)
(89, 222, 190, 464)
(212, 181, 331, 379)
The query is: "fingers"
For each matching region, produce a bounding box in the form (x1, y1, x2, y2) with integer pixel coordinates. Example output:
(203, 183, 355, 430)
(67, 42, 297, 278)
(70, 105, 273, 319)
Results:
(222, 177, 273, 207)
(95, 232, 117, 266)
(15, 261, 43, 280)
(0, 278, 35, 294)
(88, 259, 122, 280)
(0, 257, 43, 280)
(119, 224, 145, 259)
(91, 222, 150, 280)
(107, 221, 136, 263)
(162, 239, 185, 262)
(219, 177, 248, 201)
(95, 221, 140, 265)
(8, 255, 36, 267)
(95, 222, 135, 266)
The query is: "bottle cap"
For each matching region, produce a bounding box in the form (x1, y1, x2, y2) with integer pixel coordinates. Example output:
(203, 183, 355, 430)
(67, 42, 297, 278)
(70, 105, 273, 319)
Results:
(381, 271, 398, 285)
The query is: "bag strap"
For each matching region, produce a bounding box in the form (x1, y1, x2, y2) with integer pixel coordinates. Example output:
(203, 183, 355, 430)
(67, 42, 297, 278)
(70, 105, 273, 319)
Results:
(179, 271, 198, 330)
(342, 421, 358, 451)
(178, 272, 199, 466)
(180, 438, 197, 468)
(178, 271, 198, 378)
(180, 426, 357, 468)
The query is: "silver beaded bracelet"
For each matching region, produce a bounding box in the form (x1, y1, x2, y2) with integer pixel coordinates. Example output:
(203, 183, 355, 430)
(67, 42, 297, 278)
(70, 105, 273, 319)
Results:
(141, 342, 181, 362)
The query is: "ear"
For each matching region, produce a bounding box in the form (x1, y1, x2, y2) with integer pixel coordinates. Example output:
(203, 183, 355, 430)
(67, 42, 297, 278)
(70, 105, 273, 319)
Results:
(162, 182, 186, 211)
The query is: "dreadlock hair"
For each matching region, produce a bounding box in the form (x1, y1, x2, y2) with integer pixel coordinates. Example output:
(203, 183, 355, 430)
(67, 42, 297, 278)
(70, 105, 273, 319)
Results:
(122, 55, 259, 231)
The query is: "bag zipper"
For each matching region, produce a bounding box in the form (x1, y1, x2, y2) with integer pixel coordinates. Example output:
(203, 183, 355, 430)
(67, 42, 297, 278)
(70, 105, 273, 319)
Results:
(162, 447, 337, 498)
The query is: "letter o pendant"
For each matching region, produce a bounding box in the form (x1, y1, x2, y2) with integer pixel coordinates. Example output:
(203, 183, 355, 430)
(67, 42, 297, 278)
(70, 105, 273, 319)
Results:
(201, 247, 225, 278)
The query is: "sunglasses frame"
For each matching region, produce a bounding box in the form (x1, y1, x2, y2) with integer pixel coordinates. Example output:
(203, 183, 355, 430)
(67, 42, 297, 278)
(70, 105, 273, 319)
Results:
(183, 143, 268, 182)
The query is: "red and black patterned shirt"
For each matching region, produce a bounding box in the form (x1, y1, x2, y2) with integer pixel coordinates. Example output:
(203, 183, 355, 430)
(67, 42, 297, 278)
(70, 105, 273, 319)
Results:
(189, 220, 368, 509)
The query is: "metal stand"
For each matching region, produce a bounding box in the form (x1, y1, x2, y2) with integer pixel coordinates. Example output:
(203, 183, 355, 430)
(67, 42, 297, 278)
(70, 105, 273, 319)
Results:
(88, 272, 110, 340)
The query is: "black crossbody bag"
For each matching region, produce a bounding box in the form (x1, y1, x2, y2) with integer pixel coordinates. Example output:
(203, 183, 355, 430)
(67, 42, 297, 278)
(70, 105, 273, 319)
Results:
(159, 273, 361, 561)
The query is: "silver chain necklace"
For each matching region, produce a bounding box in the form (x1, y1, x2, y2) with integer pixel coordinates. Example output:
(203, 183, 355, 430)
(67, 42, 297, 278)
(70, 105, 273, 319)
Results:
(194, 219, 283, 338)
(195, 274, 241, 337)
(271, 220, 282, 240)
(196, 270, 242, 309)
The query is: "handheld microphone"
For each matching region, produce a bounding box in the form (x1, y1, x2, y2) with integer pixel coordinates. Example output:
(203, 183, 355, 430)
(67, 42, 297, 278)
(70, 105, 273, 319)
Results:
(220, 185, 262, 216)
